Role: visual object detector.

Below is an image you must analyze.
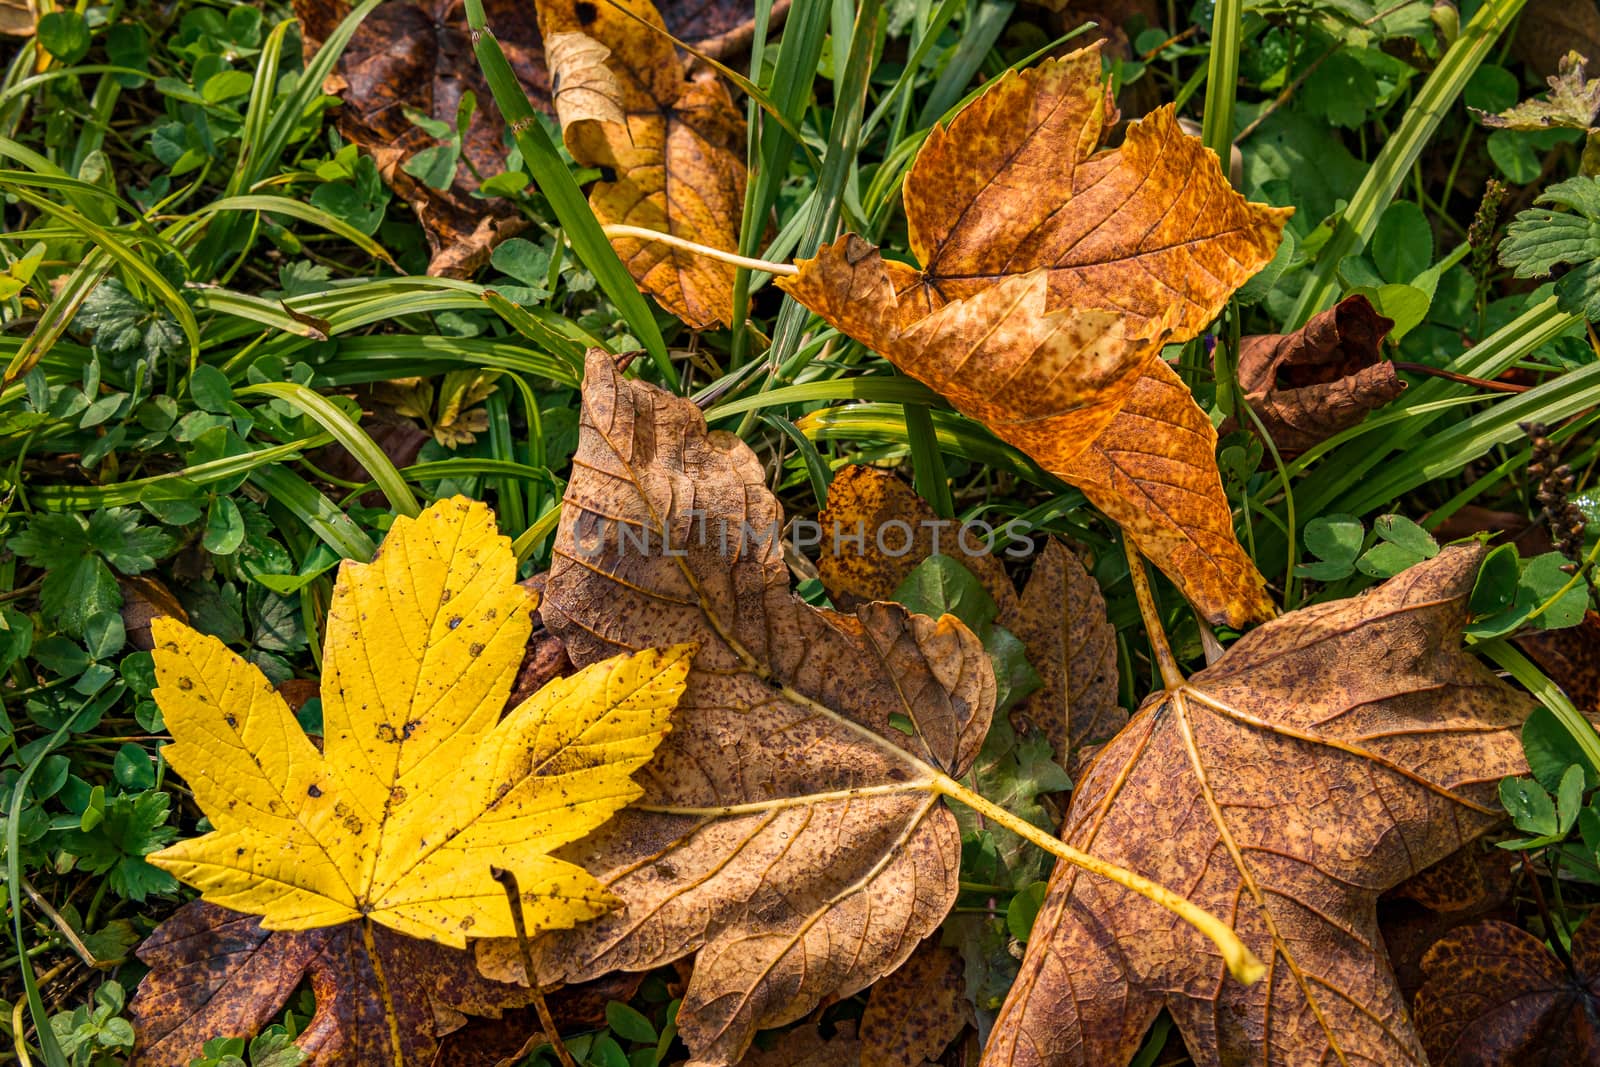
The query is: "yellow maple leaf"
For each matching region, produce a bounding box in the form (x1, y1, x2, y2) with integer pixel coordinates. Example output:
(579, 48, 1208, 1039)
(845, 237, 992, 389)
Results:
(147, 496, 692, 947)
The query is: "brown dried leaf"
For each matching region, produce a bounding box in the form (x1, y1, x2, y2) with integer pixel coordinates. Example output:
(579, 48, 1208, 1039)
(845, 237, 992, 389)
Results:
(984, 547, 1534, 1067)
(1414, 917, 1600, 1066)
(860, 939, 973, 1067)
(476, 351, 997, 1066)
(1228, 294, 1404, 455)
(1515, 0, 1600, 83)
(779, 46, 1287, 627)
(118, 575, 187, 653)
(291, 0, 753, 277)
(130, 901, 540, 1066)
(1008, 540, 1123, 770)
(547, 32, 627, 129)
(1479, 50, 1600, 131)
(0, 0, 33, 37)
(816, 464, 1018, 614)
(741, 1022, 865, 1067)
(1056, 359, 1275, 626)
(541, 0, 747, 328)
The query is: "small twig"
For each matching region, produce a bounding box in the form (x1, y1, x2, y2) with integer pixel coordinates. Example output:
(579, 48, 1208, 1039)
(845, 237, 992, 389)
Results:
(1139, 24, 1201, 62)
(491, 867, 578, 1067)
(1392, 361, 1530, 393)
(21, 878, 99, 970)
(1123, 540, 1187, 691)
(1235, 0, 1423, 145)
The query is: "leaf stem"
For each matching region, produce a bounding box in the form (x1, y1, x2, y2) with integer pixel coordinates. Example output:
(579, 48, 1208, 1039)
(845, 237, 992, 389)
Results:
(1124, 540, 1187, 691)
(360, 919, 405, 1067)
(929, 772, 1266, 984)
(601, 224, 800, 275)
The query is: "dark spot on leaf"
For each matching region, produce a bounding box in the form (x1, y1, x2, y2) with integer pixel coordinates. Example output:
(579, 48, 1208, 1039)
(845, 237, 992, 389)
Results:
(575, 1, 597, 24)
(225, 714, 238, 728)
(178, 677, 195, 691)
(308, 784, 323, 798)
(469, 642, 485, 657)
(448, 615, 463, 629)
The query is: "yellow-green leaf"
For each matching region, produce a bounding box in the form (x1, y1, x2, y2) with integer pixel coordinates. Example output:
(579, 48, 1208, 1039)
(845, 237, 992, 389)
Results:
(147, 496, 692, 947)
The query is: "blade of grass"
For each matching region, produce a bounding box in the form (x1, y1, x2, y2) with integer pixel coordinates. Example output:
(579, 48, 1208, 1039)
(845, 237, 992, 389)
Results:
(239, 382, 421, 517)
(249, 464, 378, 561)
(1199, 0, 1243, 160)
(1287, 0, 1529, 327)
(464, 0, 674, 387)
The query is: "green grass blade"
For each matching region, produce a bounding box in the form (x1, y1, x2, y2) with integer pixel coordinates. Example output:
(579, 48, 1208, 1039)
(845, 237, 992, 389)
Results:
(464, 0, 673, 387)
(240, 382, 421, 517)
(1287, 0, 1529, 327)
(1199, 0, 1243, 160)
(249, 464, 378, 561)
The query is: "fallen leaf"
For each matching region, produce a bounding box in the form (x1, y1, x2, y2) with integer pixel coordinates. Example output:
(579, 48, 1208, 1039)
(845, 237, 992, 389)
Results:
(779, 46, 1287, 626)
(1413, 917, 1600, 1066)
(860, 939, 973, 1067)
(129, 899, 595, 1066)
(1054, 358, 1276, 626)
(1226, 294, 1403, 454)
(146, 496, 691, 946)
(1479, 50, 1600, 131)
(815, 463, 1018, 614)
(477, 350, 998, 1065)
(741, 1021, 864, 1067)
(1378, 845, 1516, 1001)
(292, 0, 755, 277)
(0, 0, 33, 36)
(430, 972, 643, 1066)
(547, 31, 627, 129)
(1514, 0, 1600, 83)
(984, 546, 1534, 1066)
(1008, 540, 1123, 769)
(118, 575, 188, 653)
(540, 0, 747, 328)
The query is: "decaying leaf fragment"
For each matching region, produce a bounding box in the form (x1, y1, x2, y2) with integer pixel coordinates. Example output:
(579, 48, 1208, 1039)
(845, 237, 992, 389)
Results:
(477, 351, 997, 1065)
(816, 463, 1018, 613)
(1009, 540, 1124, 768)
(1229, 293, 1403, 454)
(146, 496, 691, 946)
(540, 0, 747, 328)
(779, 44, 1288, 626)
(1413, 917, 1600, 1066)
(985, 546, 1534, 1066)
(1479, 50, 1600, 131)
(130, 900, 548, 1066)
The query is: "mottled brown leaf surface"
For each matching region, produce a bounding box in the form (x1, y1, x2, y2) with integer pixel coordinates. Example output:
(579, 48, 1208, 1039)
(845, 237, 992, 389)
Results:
(130, 901, 539, 1066)
(860, 939, 973, 1067)
(541, 0, 747, 328)
(292, 0, 753, 277)
(742, 1022, 865, 1067)
(1057, 359, 1275, 625)
(779, 46, 1286, 626)
(816, 464, 1018, 614)
(985, 547, 1533, 1067)
(1414, 917, 1600, 1066)
(897, 45, 1288, 341)
(1229, 294, 1403, 454)
(476, 351, 996, 1067)
(1009, 540, 1123, 770)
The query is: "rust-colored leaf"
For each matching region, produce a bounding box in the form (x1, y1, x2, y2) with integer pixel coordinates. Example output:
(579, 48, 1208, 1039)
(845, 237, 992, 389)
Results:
(779, 46, 1287, 626)
(860, 939, 973, 1067)
(476, 351, 998, 1066)
(1008, 540, 1123, 770)
(1227, 294, 1403, 454)
(984, 547, 1534, 1066)
(816, 464, 1017, 614)
(742, 1022, 865, 1067)
(118, 574, 187, 653)
(129, 900, 546, 1066)
(540, 0, 747, 329)
(1055, 358, 1276, 625)
(292, 0, 753, 278)
(1413, 917, 1600, 1066)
